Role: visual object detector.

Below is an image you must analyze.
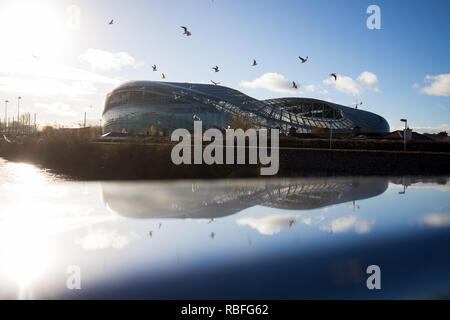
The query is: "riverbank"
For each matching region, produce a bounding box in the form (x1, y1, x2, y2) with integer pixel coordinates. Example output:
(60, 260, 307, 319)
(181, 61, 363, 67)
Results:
(1, 135, 449, 180)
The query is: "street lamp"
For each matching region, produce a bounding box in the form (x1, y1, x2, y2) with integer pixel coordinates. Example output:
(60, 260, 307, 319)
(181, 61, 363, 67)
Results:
(400, 119, 407, 152)
(17, 96, 22, 133)
(4, 100, 8, 128)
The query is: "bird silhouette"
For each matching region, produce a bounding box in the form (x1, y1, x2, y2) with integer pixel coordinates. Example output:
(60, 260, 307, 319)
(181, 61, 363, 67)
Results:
(289, 219, 295, 227)
(292, 81, 298, 89)
(211, 80, 221, 86)
(152, 64, 157, 71)
(109, 19, 114, 25)
(161, 73, 166, 79)
(330, 73, 337, 81)
(299, 56, 308, 63)
(252, 59, 257, 66)
(180, 26, 192, 36)
(212, 66, 219, 72)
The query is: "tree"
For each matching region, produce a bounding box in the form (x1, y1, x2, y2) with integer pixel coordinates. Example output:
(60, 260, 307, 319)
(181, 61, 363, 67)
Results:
(438, 131, 448, 137)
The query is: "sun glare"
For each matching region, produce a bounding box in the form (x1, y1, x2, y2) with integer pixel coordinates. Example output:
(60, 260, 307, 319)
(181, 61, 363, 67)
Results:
(0, 1, 67, 61)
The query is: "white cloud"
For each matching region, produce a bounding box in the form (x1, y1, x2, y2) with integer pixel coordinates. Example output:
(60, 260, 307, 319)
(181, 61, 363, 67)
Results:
(358, 71, 379, 92)
(320, 216, 375, 234)
(421, 74, 450, 97)
(76, 229, 138, 251)
(237, 214, 311, 235)
(305, 84, 315, 92)
(0, 76, 98, 97)
(323, 71, 379, 96)
(0, 54, 121, 99)
(80, 48, 138, 71)
(412, 123, 450, 134)
(421, 214, 450, 228)
(323, 75, 361, 96)
(240, 73, 300, 94)
(34, 102, 76, 117)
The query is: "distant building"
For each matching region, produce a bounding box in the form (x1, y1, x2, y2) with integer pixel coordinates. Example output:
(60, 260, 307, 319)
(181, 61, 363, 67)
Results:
(384, 130, 433, 142)
(102, 81, 390, 135)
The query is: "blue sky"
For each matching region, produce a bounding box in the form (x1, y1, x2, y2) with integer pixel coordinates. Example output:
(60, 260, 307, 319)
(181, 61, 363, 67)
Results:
(0, 0, 449, 131)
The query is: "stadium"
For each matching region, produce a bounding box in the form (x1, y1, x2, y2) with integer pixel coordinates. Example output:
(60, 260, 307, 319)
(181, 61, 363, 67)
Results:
(102, 81, 390, 135)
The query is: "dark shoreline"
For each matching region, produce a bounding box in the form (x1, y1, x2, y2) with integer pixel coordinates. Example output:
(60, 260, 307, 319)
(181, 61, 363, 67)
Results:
(1, 136, 449, 180)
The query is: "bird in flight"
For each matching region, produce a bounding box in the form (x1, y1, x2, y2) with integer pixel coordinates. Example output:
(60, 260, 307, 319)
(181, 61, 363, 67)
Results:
(211, 80, 221, 86)
(180, 26, 192, 36)
(152, 64, 157, 71)
(109, 19, 114, 25)
(299, 56, 308, 63)
(252, 59, 257, 66)
(292, 81, 298, 89)
(330, 73, 337, 81)
(161, 73, 166, 79)
(212, 66, 219, 72)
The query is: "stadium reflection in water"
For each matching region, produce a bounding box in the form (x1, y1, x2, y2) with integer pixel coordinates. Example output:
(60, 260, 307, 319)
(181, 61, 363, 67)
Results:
(102, 177, 389, 220)
(0, 159, 449, 299)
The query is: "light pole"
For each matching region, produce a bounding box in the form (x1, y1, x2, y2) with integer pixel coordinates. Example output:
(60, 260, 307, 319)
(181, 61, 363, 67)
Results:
(400, 119, 407, 152)
(17, 96, 21, 133)
(4, 100, 8, 129)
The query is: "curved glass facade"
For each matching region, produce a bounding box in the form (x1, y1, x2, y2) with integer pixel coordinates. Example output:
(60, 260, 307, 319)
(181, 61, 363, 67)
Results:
(102, 81, 390, 135)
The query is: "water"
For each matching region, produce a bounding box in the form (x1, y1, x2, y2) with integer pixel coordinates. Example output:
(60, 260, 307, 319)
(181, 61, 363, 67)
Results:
(0, 158, 449, 299)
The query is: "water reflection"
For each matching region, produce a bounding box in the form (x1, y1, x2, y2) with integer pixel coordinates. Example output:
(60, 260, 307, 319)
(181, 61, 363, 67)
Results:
(102, 177, 389, 220)
(0, 158, 449, 299)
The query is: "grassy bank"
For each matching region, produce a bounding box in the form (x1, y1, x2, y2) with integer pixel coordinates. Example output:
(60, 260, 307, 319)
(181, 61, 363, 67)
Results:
(1, 134, 449, 180)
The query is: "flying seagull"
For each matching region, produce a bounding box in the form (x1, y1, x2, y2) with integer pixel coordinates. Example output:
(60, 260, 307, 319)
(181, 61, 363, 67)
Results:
(292, 81, 298, 89)
(211, 80, 221, 86)
(299, 56, 308, 63)
(180, 26, 192, 36)
(109, 19, 114, 25)
(152, 64, 157, 71)
(161, 73, 166, 79)
(252, 59, 257, 66)
(212, 65, 219, 72)
(330, 73, 337, 81)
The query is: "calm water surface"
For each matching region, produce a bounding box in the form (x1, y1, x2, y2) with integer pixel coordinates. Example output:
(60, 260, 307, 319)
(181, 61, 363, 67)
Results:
(0, 158, 449, 299)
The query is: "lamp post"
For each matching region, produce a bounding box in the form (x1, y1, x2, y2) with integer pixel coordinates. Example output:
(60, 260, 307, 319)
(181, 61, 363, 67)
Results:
(400, 119, 407, 152)
(17, 96, 21, 133)
(4, 100, 8, 129)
